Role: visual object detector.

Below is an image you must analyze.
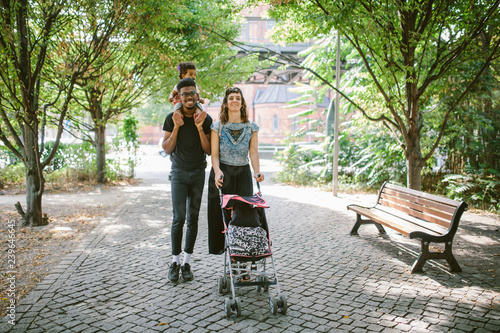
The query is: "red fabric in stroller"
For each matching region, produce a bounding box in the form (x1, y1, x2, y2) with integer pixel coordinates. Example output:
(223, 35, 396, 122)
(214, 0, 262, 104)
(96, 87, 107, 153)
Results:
(222, 194, 272, 259)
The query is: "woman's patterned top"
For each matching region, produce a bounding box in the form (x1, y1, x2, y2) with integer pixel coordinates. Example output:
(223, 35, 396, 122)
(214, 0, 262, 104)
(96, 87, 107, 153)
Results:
(211, 121, 259, 166)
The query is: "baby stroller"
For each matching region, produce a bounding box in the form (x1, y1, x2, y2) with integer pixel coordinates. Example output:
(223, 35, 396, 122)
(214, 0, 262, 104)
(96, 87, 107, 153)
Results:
(217, 178, 287, 318)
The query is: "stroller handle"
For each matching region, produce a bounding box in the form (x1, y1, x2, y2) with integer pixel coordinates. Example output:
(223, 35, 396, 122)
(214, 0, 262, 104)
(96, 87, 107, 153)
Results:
(217, 173, 263, 200)
(218, 175, 224, 205)
(256, 174, 262, 194)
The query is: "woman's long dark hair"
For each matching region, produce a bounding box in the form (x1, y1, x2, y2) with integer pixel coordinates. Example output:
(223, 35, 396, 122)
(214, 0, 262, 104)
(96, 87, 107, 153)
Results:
(220, 87, 248, 124)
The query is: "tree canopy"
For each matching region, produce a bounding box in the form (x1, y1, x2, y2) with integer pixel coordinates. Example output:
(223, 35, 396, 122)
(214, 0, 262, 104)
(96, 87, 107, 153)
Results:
(0, 0, 260, 225)
(253, 0, 500, 190)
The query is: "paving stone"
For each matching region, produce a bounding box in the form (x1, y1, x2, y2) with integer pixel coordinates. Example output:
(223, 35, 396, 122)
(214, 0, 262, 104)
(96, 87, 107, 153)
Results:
(394, 323, 412, 331)
(485, 322, 500, 331)
(43, 326, 66, 333)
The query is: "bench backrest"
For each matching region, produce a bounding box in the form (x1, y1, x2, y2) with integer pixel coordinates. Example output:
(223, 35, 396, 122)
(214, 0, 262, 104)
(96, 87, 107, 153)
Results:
(377, 182, 467, 233)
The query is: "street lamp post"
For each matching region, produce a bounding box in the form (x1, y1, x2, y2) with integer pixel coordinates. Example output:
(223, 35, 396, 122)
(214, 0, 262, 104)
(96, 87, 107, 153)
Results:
(333, 31, 341, 196)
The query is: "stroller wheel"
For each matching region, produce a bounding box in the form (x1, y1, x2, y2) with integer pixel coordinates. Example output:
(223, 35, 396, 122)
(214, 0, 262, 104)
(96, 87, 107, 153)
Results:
(217, 276, 226, 295)
(224, 297, 232, 318)
(223, 276, 231, 293)
(255, 276, 263, 293)
(255, 276, 261, 292)
(263, 276, 270, 292)
(278, 294, 287, 314)
(234, 297, 242, 317)
(256, 275, 270, 293)
(218, 276, 230, 294)
(269, 294, 277, 315)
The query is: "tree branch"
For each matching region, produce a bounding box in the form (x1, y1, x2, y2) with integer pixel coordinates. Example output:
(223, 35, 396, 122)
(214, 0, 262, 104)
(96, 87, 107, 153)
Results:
(423, 37, 500, 162)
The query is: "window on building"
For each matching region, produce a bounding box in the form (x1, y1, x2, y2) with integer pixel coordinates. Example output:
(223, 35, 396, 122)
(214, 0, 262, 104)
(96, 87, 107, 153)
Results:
(273, 114, 279, 132)
(266, 20, 275, 31)
(292, 117, 298, 131)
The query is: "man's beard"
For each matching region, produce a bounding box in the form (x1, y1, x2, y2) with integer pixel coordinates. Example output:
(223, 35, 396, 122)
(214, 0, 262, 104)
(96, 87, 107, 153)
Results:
(184, 103, 196, 111)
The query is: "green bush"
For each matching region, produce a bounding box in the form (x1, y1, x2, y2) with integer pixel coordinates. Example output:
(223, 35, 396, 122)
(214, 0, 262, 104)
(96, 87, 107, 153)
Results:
(274, 121, 407, 192)
(105, 158, 129, 182)
(0, 146, 21, 167)
(1, 141, 99, 189)
(41, 141, 97, 172)
(442, 165, 500, 213)
(0, 163, 25, 189)
(0, 139, 135, 190)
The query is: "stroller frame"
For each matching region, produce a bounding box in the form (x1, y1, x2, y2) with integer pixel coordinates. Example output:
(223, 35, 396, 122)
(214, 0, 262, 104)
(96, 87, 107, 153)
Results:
(217, 179, 287, 318)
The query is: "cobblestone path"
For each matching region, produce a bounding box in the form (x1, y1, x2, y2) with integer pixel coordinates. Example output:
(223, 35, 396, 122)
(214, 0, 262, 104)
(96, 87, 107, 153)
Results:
(2, 152, 499, 332)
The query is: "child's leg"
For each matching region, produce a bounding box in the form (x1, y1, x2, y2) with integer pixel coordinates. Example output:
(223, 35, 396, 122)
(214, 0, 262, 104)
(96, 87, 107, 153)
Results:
(172, 103, 184, 125)
(174, 102, 183, 112)
(195, 102, 204, 113)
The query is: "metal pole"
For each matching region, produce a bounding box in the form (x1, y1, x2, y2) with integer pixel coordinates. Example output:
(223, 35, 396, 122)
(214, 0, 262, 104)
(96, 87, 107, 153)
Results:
(325, 98, 334, 136)
(333, 31, 341, 196)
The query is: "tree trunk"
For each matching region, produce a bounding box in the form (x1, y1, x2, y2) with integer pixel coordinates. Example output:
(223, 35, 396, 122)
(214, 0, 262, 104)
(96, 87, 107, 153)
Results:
(23, 126, 47, 227)
(25, 168, 45, 227)
(95, 124, 106, 184)
(406, 119, 423, 190)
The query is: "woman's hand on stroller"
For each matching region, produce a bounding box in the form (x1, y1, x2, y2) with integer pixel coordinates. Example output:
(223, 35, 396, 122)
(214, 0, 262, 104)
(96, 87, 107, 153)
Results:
(215, 171, 224, 189)
(254, 173, 264, 182)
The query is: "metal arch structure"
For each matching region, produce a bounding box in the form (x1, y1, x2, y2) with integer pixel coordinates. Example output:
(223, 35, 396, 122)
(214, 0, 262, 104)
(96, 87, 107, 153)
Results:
(235, 45, 347, 86)
(235, 41, 313, 85)
(244, 65, 309, 85)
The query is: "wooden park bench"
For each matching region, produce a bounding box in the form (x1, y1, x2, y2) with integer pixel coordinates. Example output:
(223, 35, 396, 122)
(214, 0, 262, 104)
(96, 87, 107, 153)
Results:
(347, 182, 468, 274)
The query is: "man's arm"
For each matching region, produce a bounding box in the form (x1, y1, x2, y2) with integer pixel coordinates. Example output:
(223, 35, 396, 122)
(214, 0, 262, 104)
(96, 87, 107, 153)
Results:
(162, 127, 179, 154)
(162, 114, 182, 154)
(195, 112, 211, 155)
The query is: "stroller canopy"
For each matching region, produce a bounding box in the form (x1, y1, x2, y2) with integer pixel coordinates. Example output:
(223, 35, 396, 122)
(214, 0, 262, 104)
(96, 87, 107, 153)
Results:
(222, 194, 269, 209)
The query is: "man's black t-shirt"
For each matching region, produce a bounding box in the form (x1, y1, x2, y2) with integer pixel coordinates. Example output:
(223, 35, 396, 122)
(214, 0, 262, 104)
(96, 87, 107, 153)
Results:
(163, 112, 213, 171)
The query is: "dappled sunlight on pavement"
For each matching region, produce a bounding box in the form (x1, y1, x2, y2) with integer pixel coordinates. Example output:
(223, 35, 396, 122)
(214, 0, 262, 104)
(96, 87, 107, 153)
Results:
(2, 145, 499, 332)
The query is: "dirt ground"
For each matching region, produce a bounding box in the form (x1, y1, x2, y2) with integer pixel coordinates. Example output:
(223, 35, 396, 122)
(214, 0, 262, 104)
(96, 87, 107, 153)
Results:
(0, 183, 131, 317)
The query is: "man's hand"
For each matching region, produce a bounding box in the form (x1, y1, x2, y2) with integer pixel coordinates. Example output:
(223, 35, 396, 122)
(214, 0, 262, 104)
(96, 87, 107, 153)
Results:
(194, 111, 207, 131)
(173, 110, 184, 127)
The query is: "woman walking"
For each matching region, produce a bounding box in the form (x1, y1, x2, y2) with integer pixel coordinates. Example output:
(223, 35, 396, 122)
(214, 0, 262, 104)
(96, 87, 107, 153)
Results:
(207, 87, 264, 254)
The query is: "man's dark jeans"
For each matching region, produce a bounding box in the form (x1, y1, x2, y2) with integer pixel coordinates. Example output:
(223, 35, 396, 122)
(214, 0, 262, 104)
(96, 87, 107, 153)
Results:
(170, 168, 205, 256)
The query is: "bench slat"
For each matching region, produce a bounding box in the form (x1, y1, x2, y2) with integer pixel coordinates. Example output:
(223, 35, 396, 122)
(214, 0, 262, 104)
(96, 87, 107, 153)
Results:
(348, 206, 411, 235)
(384, 183, 461, 207)
(348, 205, 446, 237)
(379, 194, 452, 228)
(374, 205, 449, 235)
(382, 188, 458, 214)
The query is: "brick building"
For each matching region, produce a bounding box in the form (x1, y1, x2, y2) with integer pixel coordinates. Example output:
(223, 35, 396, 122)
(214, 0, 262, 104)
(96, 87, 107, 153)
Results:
(204, 84, 330, 145)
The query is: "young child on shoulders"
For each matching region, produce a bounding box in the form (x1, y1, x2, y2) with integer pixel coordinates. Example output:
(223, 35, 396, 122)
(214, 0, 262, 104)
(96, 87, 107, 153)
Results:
(169, 62, 205, 116)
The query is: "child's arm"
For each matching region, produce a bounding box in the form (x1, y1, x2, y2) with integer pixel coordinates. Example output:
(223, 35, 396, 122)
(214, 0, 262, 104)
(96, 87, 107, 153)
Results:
(168, 90, 179, 104)
(195, 83, 205, 104)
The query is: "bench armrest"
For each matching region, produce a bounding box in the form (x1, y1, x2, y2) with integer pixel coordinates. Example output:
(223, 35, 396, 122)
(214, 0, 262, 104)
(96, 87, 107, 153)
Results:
(347, 203, 377, 210)
(409, 230, 452, 243)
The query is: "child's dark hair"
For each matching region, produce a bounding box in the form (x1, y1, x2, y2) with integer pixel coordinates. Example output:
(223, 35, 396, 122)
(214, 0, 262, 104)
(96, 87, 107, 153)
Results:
(177, 62, 196, 79)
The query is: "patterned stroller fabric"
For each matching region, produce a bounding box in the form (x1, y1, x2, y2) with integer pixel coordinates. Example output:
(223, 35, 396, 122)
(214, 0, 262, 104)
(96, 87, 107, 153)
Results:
(227, 225, 269, 257)
(222, 194, 271, 258)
